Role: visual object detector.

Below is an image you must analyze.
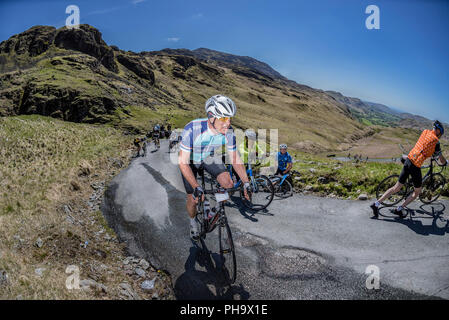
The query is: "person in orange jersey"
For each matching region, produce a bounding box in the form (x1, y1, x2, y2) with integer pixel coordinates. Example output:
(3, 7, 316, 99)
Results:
(370, 120, 447, 218)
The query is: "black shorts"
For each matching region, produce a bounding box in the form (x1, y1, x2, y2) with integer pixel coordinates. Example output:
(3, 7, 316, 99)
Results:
(398, 158, 422, 188)
(181, 161, 227, 194)
(275, 168, 284, 175)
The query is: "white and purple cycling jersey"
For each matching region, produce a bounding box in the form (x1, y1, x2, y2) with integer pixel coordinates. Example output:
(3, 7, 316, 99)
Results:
(180, 118, 236, 163)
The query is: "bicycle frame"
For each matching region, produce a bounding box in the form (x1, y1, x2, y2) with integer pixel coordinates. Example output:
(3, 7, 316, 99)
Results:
(226, 162, 257, 190)
(271, 173, 290, 186)
(197, 166, 239, 234)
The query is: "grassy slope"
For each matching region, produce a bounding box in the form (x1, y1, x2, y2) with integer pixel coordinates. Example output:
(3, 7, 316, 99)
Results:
(0, 115, 174, 299)
(290, 149, 449, 200)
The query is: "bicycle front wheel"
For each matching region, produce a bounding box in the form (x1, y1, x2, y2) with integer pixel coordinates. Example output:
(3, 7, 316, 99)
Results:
(218, 218, 236, 284)
(420, 173, 446, 204)
(240, 175, 274, 211)
(376, 174, 407, 206)
(274, 179, 293, 198)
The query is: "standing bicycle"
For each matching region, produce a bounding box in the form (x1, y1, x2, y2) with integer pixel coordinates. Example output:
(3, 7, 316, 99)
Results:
(226, 129, 274, 210)
(269, 169, 300, 198)
(370, 120, 447, 218)
(226, 160, 274, 210)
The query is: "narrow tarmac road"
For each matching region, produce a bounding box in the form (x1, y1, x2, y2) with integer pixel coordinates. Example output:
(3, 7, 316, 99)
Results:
(102, 140, 449, 299)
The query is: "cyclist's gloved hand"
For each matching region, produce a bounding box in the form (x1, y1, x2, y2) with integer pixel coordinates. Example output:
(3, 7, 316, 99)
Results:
(193, 186, 204, 200)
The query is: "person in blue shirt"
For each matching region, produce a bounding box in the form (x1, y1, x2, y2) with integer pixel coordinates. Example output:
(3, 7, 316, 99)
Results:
(179, 95, 251, 241)
(276, 144, 293, 185)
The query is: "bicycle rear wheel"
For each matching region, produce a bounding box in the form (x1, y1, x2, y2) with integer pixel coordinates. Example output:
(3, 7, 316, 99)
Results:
(420, 173, 446, 204)
(240, 175, 274, 211)
(376, 174, 407, 206)
(218, 217, 236, 284)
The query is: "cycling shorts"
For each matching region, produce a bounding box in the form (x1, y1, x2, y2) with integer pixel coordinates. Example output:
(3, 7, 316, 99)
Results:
(181, 161, 227, 194)
(399, 158, 422, 188)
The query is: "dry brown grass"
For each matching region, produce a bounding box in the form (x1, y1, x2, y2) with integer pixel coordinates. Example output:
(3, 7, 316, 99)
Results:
(0, 115, 174, 299)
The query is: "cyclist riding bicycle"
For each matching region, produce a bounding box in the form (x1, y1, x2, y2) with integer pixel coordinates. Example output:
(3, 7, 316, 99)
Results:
(370, 120, 448, 217)
(178, 95, 251, 241)
(150, 124, 160, 148)
(133, 137, 147, 157)
(168, 130, 180, 151)
(153, 124, 160, 137)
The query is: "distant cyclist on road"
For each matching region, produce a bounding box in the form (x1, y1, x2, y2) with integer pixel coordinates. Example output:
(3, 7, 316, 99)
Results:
(133, 137, 147, 157)
(168, 129, 180, 152)
(370, 120, 448, 217)
(153, 124, 161, 148)
(178, 95, 251, 241)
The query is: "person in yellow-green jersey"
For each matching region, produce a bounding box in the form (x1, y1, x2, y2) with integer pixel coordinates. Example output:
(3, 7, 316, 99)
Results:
(232, 129, 265, 182)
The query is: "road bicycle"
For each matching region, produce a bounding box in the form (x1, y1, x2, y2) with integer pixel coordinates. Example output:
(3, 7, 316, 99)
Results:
(376, 154, 447, 206)
(195, 166, 242, 284)
(226, 161, 274, 211)
(268, 170, 300, 198)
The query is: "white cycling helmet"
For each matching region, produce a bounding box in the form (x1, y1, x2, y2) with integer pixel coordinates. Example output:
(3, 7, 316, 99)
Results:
(280, 144, 288, 149)
(205, 95, 237, 119)
(245, 129, 257, 140)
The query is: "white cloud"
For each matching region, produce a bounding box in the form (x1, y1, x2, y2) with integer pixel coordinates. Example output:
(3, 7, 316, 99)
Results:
(87, 6, 123, 16)
(167, 37, 180, 42)
(132, 0, 146, 4)
(192, 13, 203, 19)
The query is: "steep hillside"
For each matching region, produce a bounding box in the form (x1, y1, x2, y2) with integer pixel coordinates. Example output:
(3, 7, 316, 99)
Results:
(0, 24, 373, 153)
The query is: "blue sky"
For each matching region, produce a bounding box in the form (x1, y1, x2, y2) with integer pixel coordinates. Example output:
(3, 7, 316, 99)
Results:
(1, 0, 448, 123)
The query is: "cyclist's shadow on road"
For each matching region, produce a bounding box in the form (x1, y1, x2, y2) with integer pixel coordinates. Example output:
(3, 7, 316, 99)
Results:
(174, 241, 250, 300)
(377, 202, 449, 236)
(225, 195, 274, 223)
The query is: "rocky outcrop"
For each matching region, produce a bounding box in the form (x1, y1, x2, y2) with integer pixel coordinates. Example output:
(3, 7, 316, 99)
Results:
(54, 25, 118, 72)
(172, 56, 197, 70)
(0, 26, 56, 56)
(116, 53, 155, 84)
(13, 82, 119, 123)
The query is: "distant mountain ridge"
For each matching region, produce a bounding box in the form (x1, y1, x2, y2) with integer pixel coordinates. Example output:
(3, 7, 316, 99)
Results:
(325, 90, 446, 130)
(145, 47, 288, 81)
(151, 48, 444, 131)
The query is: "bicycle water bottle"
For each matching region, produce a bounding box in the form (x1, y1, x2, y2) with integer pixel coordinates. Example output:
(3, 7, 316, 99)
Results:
(208, 206, 218, 220)
(203, 200, 211, 220)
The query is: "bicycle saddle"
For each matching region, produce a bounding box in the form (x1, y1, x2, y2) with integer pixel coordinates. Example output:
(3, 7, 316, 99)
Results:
(401, 154, 408, 164)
